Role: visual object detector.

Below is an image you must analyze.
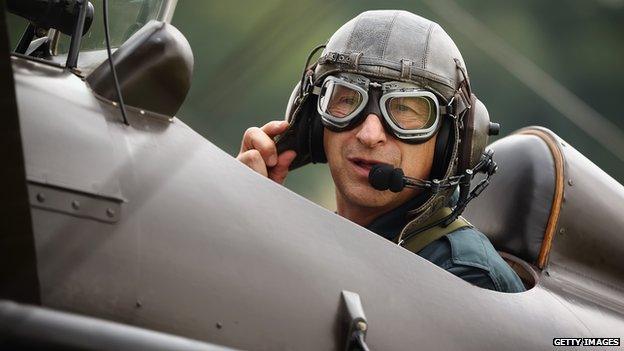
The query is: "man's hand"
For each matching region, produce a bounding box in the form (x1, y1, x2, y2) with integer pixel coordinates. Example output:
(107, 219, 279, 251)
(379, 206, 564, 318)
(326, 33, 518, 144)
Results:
(236, 120, 297, 184)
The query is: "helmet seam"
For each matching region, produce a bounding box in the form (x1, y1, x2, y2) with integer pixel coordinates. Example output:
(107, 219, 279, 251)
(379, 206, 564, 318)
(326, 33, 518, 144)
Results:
(380, 11, 400, 62)
(422, 22, 435, 70)
(344, 15, 363, 56)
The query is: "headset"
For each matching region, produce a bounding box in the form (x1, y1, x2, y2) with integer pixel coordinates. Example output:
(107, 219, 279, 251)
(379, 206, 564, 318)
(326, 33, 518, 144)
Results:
(275, 45, 501, 239)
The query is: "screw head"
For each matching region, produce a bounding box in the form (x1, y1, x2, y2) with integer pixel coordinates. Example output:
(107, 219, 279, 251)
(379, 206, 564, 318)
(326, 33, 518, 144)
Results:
(216, 322, 223, 329)
(36, 193, 45, 203)
(35, 27, 48, 37)
(356, 321, 367, 331)
(567, 179, 574, 186)
(71, 200, 80, 210)
(106, 208, 115, 218)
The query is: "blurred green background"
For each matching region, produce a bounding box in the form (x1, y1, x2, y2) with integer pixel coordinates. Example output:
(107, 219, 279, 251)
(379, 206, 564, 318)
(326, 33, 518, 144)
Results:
(170, 0, 624, 209)
(7, 0, 623, 210)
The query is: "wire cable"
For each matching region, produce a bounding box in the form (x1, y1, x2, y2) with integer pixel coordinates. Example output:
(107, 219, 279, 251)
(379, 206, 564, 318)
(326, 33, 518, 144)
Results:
(103, 0, 129, 125)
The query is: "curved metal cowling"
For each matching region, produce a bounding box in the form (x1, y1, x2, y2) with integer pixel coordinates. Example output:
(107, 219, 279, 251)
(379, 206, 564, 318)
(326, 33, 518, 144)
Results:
(0, 300, 237, 351)
(465, 127, 624, 326)
(12, 54, 624, 350)
(4, 2, 622, 343)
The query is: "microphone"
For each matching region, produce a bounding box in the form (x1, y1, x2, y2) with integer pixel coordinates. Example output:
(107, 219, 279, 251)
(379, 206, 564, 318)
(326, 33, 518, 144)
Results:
(368, 164, 407, 193)
(369, 164, 452, 193)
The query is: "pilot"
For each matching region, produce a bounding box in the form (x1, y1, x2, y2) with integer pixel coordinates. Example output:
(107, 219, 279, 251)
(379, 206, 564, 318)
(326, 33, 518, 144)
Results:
(236, 10, 525, 293)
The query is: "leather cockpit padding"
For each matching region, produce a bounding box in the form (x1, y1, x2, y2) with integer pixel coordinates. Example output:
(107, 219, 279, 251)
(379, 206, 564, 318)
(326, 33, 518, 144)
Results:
(462, 133, 558, 264)
(518, 129, 565, 269)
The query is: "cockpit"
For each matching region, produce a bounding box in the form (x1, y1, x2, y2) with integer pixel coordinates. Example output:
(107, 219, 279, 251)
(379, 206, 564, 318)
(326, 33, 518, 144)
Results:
(6, 0, 176, 74)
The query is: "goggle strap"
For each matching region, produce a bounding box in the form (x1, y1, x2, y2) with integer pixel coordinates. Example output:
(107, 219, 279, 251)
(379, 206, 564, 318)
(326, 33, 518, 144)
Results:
(451, 83, 472, 117)
(318, 51, 363, 68)
(400, 59, 413, 79)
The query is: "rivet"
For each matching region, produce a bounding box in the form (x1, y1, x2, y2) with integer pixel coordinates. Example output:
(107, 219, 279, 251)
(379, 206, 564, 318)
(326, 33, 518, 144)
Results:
(356, 321, 367, 331)
(559, 228, 566, 235)
(216, 322, 223, 329)
(35, 27, 48, 37)
(36, 193, 45, 202)
(136, 300, 142, 308)
(567, 179, 573, 186)
(71, 200, 80, 210)
(106, 208, 115, 218)
(112, 101, 118, 107)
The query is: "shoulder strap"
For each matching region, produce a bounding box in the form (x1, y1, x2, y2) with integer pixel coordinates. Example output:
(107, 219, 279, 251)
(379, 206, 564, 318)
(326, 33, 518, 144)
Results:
(402, 207, 472, 254)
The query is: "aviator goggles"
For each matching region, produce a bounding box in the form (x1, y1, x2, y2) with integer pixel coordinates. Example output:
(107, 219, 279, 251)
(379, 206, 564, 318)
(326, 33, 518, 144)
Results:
(314, 73, 442, 143)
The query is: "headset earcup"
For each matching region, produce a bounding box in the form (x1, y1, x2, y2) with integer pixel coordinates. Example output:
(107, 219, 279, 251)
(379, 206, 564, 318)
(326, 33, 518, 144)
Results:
(310, 113, 327, 163)
(458, 95, 491, 171)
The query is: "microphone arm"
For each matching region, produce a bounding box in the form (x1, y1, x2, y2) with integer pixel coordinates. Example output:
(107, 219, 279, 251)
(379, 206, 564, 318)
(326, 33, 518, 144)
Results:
(368, 149, 498, 245)
(368, 164, 464, 193)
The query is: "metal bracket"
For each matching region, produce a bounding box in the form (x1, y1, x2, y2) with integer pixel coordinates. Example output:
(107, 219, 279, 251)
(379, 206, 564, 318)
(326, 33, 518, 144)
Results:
(27, 182, 123, 223)
(341, 290, 371, 351)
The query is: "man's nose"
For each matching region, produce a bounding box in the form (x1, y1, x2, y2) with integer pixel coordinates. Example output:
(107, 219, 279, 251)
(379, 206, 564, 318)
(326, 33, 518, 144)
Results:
(355, 113, 387, 148)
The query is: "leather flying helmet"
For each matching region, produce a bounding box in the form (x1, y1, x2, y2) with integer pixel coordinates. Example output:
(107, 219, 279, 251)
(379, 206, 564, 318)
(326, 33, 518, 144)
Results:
(276, 10, 500, 229)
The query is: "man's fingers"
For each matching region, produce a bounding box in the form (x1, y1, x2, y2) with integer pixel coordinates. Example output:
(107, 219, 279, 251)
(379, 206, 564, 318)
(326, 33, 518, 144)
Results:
(237, 149, 268, 177)
(241, 127, 279, 167)
(260, 120, 289, 138)
(269, 150, 297, 184)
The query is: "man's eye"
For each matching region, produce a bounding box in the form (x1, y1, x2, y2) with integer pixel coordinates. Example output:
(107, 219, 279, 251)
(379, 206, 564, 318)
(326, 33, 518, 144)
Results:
(393, 104, 416, 114)
(339, 97, 356, 105)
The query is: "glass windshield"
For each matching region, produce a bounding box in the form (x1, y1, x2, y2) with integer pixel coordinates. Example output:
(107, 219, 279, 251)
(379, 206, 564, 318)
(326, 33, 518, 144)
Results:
(56, 0, 166, 54)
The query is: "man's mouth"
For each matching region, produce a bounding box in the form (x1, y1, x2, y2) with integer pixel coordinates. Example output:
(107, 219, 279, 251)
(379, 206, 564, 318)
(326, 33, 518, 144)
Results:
(348, 157, 386, 177)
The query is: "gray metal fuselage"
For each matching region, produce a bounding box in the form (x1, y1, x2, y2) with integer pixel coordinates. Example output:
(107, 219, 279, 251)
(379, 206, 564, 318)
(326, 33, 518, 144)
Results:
(9, 52, 624, 351)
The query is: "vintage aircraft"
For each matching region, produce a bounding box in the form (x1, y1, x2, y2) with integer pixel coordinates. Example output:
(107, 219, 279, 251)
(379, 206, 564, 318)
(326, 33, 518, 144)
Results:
(1, 0, 623, 350)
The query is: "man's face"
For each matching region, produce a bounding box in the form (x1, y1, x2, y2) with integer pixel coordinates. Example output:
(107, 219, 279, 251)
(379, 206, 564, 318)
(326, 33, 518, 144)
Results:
(324, 109, 437, 214)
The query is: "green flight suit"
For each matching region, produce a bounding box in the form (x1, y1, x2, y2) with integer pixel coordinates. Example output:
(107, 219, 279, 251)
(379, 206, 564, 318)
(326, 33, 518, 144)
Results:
(366, 196, 526, 293)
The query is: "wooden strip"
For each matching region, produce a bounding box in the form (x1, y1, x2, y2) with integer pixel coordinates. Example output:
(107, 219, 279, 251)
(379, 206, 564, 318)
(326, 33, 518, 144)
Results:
(517, 128, 565, 269)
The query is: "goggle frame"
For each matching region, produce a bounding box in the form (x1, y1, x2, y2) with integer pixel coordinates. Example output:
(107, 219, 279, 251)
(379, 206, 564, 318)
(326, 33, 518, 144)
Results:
(315, 73, 441, 143)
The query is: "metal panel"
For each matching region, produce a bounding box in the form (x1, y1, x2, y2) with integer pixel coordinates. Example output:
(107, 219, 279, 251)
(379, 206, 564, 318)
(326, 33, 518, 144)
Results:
(12, 35, 623, 351)
(13, 57, 123, 199)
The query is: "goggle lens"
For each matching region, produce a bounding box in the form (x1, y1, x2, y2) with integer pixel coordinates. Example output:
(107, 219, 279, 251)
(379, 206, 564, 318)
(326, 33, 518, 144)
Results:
(316, 74, 441, 142)
(319, 81, 363, 119)
(386, 96, 436, 130)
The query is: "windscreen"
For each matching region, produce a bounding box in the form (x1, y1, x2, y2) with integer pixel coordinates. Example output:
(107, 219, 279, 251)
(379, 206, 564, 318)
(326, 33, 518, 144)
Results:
(56, 0, 166, 53)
